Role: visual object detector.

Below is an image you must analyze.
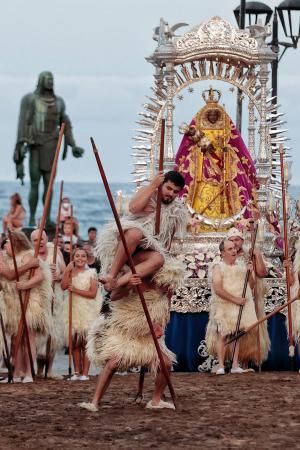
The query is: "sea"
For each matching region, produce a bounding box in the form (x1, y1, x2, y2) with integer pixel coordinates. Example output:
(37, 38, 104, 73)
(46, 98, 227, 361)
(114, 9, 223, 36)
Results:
(0, 180, 133, 239)
(1, 181, 300, 239)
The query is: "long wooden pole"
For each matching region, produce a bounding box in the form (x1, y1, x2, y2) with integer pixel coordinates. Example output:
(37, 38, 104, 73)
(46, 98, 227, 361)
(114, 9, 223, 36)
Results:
(252, 257, 262, 372)
(231, 225, 258, 364)
(13, 123, 65, 361)
(90, 137, 177, 408)
(68, 206, 74, 379)
(280, 145, 294, 358)
(136, 118, 165, 402)
(8, 229, 35, 379)
(226, 294, 299, 345)
(45, 180, 64, 378)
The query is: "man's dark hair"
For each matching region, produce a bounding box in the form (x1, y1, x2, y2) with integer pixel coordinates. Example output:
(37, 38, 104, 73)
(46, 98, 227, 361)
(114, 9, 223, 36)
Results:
(88, 227, 97, 233)
(163, 170, 185, 189)
(219, 240, 225, 253)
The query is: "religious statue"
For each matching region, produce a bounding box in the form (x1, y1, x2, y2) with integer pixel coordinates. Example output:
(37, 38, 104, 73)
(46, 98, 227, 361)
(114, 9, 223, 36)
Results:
(175, 87, 258, 231)
(13, 71, 84, 227)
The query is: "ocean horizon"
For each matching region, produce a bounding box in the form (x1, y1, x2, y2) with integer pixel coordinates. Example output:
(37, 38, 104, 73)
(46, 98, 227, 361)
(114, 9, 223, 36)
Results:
(1, 180, 300, 239)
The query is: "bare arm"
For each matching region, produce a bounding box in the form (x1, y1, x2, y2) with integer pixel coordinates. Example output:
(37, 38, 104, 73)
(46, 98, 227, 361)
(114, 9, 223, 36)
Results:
(253, 248, 268, 278)
(16, 267, 44, 290)
(128, 172, 164, 214)
(61, 262, 73, 290)
(212, 265, 245, 306)
(0, 253, 39, 281)
(9, 205, 23, 220)
(69, 277, 98, 299)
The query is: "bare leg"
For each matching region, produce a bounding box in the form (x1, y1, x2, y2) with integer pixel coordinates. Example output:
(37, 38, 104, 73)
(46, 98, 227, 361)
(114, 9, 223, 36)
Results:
(216, 334, 226, 368)
(23, 330, 36, 378)
(151, 357, 172, 405)
(72, 342, 82, 375)
(82, 342, 90, 377)
(232, 340, 240, 369)
(37, 356, 45, 377)
(114, 251, 164, 290)
(13, 337, 26, 378)
(101, 228, 144, 290)
(91, 359, 118, 406)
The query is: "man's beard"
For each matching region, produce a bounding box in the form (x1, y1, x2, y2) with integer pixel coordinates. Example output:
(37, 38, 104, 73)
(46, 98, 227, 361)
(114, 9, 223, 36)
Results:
(162, 197, 173, 205)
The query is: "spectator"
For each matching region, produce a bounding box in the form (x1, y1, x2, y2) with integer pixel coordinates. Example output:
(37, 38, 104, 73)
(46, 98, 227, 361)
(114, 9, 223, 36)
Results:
(3, 193, 26, 233)
(87, 227, 98, 248)
(59, 197, 72, 223)
(83, 243, 101, 274)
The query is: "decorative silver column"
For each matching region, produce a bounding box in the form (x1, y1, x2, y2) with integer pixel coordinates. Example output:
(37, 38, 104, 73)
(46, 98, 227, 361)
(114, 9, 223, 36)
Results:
(248, 99, 256, 161)
(165, 62, 175, 161)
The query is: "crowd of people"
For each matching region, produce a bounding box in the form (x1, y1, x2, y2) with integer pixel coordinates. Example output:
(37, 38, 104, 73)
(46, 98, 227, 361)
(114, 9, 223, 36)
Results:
(0, 170, 299, 412)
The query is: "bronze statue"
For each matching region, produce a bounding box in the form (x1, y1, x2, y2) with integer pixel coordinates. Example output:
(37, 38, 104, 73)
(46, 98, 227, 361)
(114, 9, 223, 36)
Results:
(13, 71, 84, 227)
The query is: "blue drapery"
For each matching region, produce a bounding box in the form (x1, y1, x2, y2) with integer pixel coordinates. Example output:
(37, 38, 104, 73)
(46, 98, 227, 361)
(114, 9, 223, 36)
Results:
(165, 311, 300, 371)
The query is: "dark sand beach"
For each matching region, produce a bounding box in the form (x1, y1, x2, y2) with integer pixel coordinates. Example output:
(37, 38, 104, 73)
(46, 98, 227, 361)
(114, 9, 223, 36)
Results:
(1, 372, 300, 449)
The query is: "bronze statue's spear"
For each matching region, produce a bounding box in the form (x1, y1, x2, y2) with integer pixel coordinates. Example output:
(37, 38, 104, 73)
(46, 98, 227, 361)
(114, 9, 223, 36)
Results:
(135, 118, 165, 403)
(13, 123, 65, 363)
(45, 180, 64, 379)
(91, 136, 177, 408)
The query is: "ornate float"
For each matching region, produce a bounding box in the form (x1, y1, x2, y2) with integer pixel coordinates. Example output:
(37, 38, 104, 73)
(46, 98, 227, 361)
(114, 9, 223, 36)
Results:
(129, 16, 298, 371)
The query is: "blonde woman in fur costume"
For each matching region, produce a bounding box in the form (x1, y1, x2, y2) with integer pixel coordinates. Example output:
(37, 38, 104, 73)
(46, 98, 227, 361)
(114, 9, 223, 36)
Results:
(30, 229, 66, 379)
(0, 231, 52, 383)
(61, 247, 99, 381)
(97, 171, 187, 292)
(79, 258, 184, 411)
(206, 239, 258, 375)
(227, 227, 270, 367)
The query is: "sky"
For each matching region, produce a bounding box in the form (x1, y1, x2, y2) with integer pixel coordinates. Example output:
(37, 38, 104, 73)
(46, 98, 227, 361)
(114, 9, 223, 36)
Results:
(0, 0, 299, 183)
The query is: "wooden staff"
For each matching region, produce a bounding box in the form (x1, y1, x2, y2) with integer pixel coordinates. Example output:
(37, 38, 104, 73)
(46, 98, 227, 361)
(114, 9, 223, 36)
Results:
(68, 206, 74, 379)
(280, 145, 294, 358)
(45, 180, 64, 378)
(13, 123, 65, 361)
(136, 118, 165, 402)
(252, 257, 262, 372)
(231, 224, 258, 365)
(226, 294, 299, 345)
(0, 311, 13, 382)
(8, 229, 35, 379)
(199, 185, 225, 215)
(91, 137, 177, 408)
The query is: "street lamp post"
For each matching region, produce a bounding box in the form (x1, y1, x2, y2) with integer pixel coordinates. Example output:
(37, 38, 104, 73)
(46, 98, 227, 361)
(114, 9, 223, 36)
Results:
(233, 0, 300, 114)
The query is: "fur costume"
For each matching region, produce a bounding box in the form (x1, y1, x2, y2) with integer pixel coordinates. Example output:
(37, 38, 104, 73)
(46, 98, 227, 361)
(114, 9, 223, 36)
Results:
(289, 239, 300, 340)
(36, 243, 65, 357)
(87, 259, 185, 373)
(95, 194, 187, 276)
(64, 268, 102, 342)
(0, 250, 53, 337)
(206, 260, 269, 364)
(87, 289, 175, 373)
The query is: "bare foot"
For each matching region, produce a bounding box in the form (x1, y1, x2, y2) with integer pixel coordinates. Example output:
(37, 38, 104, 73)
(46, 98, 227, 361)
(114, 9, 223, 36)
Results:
(99, 276, 117, 292)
